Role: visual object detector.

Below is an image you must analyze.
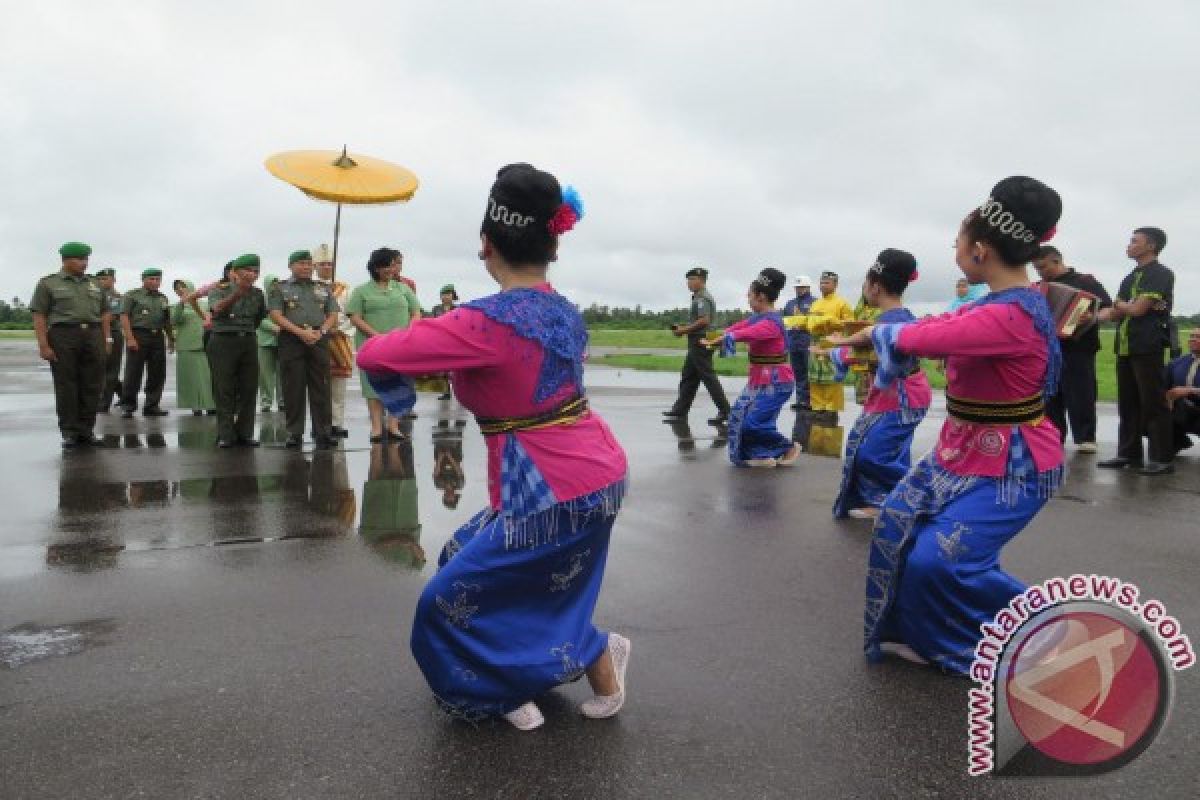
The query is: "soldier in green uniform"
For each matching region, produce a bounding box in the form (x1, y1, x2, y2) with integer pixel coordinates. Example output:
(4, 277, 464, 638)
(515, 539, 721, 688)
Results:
(119, 268, 175, 417)
(30, 242, 112, 448)
(207, 254, 267, 447)
(93, 268, 124, 411)
(664, 266, 731, 425)
(268, 250, 339, 449)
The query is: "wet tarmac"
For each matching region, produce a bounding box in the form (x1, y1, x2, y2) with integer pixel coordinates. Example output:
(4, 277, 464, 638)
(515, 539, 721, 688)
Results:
(1, 339, 1197, 799)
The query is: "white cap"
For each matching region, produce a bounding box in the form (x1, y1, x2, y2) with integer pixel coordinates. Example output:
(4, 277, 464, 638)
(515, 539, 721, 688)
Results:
(312, 243, 333, 264)
(794, 274, 813, 286)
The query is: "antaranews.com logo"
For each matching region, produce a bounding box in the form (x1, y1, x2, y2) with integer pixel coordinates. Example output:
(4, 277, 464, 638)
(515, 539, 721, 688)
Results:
(967, 574, 1194, 777)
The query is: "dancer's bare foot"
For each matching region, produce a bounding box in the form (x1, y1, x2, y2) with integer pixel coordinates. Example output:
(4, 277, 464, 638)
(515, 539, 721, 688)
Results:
(776, 444, 801, 467)
(848, 507, 880, 520)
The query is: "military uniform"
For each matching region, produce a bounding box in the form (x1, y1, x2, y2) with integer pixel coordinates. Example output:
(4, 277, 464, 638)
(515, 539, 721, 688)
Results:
(29, 243, 110, 445)
(120, 274, 174, 415)
(666, 271, 730, 421)
(268, 268, 338, 445)
(96, 271, 124, 411)
(207, 262, 267, 445)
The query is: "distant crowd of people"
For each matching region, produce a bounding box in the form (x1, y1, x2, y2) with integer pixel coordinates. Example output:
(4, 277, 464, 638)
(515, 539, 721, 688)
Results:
(30, 241, 462, 449)
(661, 227, 1198, 476)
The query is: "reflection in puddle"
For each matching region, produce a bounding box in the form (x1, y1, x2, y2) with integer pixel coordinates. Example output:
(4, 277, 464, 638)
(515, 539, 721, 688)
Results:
(792, 411, 844, 458)
(0, 619, 116, 669)
(360, 441, 425, 567)
(665, 419, 727, 458)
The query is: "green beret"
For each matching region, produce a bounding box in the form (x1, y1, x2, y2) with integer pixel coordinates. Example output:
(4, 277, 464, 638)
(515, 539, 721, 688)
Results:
(94, 268, 115, 277)
(59, 241, 92, 259)
(232, 254, 261, 270)
(288, 249, 312, 265)
(685, 267, 708, 279)
(439, 284, 456, 295)
(142, 268, 163, 278)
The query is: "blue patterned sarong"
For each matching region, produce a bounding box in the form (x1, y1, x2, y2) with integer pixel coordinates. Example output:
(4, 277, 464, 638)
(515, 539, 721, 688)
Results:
(863, 432, 1060, 674)
(726, 378, 794, 465)
(833, 408, 927, 518)
(411, 479, 625, 720)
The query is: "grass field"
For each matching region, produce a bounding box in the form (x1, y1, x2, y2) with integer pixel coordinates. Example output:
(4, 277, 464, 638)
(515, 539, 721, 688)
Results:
(589, 328, 1156, 403)
(0, 330, 35, 338)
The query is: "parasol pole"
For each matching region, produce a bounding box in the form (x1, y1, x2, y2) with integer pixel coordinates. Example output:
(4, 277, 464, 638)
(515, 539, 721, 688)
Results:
(331, 201, 342, 283)
(329, 144, 354, 284)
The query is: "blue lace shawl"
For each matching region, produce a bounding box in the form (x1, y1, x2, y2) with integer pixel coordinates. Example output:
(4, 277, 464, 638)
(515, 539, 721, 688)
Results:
(971, 286, 1062, 397)
(463, 288, 588, 405)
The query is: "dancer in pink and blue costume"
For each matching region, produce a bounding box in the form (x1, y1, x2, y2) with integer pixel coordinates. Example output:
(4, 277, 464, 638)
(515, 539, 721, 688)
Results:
(358, 165, 631, 730)
(830, 177, 1064, 673)
(718, 268, 801, 467)
(828, 249, 931, 519)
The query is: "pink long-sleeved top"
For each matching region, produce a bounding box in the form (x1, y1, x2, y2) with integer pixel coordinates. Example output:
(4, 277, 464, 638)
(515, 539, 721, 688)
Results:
(893, 302, 1063, 477)
(356, 288, 627, 511)
(834, 346, 933, 414)
(725, 316, 795, 387)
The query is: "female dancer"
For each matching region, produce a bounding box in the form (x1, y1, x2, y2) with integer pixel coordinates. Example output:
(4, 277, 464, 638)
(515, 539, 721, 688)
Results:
(829, 176, 1063, 673)
(716, 268, 801, 467)
(826, 250, 930, 519)
(357, 164, 630, 730)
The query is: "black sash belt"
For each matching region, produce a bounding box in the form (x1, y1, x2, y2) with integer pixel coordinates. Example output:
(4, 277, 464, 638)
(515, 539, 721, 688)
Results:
(946, 394, 1044, 424)
(476, 396, 588, 436)
(749, 353, 788, 365)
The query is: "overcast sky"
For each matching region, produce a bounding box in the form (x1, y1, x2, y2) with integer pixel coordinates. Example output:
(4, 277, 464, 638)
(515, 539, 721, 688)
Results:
(2, 1, 1195, 315)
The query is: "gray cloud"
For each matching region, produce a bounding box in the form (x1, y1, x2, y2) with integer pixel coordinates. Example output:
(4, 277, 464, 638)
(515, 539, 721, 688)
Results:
(2, 1, 1195, 316)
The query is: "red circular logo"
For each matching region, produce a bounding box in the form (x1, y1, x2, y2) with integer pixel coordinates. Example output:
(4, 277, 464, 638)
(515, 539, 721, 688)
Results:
(1005, 611, 1165, 766)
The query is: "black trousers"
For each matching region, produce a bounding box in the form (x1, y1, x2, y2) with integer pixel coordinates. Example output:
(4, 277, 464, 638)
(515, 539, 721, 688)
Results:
(1046, 348, 1098, 444)
(1116, 351, 1173, 464)
(278, 332, 332, 438)
(207, 332, 259, 442)
(789, 349, 810, 407)
(101, 330, 123, 409)
(1172, 399, 1200, 455)
(48, 325, 106, 439)
(670, 338, 730, 415)
(120, 329, 167, 411)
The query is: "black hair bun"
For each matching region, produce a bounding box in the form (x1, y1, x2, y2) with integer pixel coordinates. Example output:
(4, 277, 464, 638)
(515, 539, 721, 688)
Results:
(988, 176, 1062, 239)
(876, 248, 916, 280)
(755, 267, 787, 293)
(491, 163, 561, 222)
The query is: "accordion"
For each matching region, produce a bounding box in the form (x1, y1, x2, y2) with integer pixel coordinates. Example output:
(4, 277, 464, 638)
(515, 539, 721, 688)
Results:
(1037, 281, 1100, 340)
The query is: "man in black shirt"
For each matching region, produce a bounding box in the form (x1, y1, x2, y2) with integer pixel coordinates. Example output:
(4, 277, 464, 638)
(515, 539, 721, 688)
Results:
(1097, 227, 1176, 476)
(1032, 246, 1112, 452)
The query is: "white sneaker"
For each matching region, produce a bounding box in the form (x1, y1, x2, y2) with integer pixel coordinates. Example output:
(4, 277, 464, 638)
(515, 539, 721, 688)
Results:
(744, 458, 778, 468)
(503, 701, 545, 731)
(581, 633, 631, 719)
(1077, 442, 1098, 454)
(880, 641, 929, 665)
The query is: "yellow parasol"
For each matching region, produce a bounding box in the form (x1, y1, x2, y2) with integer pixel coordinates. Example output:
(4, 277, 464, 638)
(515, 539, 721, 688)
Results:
(264, 146, 419, 281)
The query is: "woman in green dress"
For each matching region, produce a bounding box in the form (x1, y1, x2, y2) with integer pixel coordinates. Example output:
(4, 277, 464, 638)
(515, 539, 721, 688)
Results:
(346, 247, 422, 441)
(171, 280, 216, 415)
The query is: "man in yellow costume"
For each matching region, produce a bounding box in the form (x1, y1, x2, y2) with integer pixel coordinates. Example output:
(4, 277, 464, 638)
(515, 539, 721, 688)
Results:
(801, 271, 853, 416)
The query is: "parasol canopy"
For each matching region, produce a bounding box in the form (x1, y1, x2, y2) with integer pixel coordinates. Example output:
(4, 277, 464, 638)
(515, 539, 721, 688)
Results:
(264, 146, 419, 282)
(264, 148, 419, 204)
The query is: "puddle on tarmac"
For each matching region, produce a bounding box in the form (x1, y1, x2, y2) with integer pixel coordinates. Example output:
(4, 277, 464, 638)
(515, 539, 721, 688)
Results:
(0, 619, 116, 669)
